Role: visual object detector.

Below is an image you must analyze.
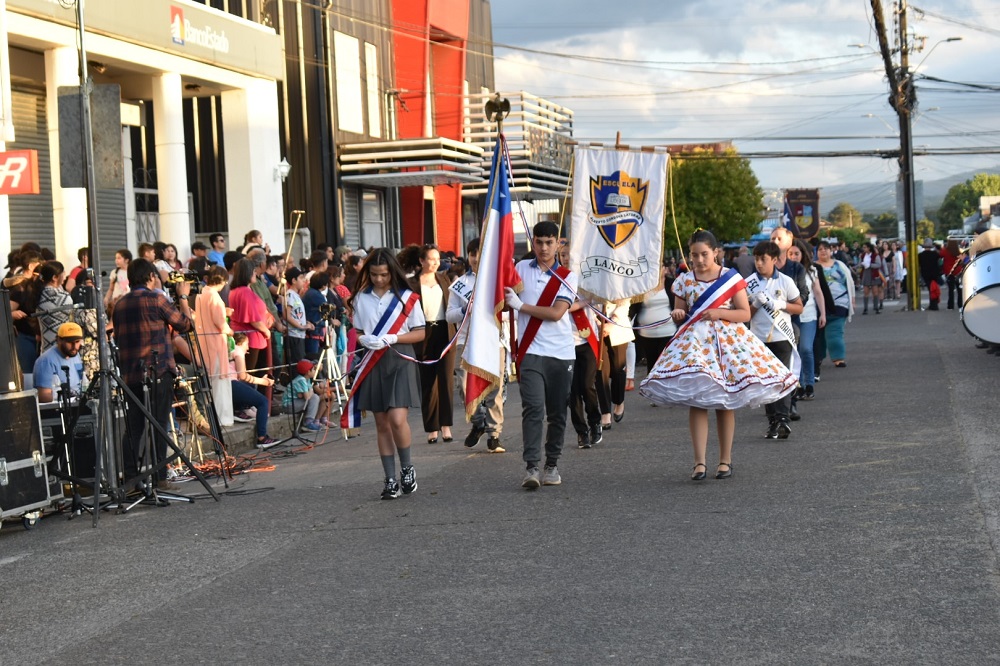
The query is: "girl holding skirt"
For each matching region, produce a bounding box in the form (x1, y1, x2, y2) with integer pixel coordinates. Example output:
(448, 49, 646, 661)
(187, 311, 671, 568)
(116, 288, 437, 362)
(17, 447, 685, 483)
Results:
(640, 230, 797, 481)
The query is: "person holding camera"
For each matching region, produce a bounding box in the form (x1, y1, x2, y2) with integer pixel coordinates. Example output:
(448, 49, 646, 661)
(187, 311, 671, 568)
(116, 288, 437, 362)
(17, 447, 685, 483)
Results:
(302, 271, 330, 357)
(111, 258, 194, 491)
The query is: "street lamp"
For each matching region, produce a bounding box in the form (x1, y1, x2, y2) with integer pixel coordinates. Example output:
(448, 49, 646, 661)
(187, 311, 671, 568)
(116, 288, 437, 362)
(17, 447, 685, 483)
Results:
(895, 30, 961, 311)
(862, 113, 897, 133)
(913, 37, 962, 72)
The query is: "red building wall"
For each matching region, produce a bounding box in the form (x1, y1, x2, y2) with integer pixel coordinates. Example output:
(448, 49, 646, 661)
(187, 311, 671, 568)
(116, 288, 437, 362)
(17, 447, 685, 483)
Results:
(391, 0, 469, 252)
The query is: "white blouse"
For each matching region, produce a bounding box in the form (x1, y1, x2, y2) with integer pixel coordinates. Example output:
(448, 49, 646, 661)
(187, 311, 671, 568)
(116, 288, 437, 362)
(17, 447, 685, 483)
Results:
(352, 288, 426, 336)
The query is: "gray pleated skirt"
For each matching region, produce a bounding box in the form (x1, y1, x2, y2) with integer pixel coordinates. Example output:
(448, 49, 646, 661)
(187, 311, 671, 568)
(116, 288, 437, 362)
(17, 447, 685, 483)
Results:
(354, 343, 421, 412)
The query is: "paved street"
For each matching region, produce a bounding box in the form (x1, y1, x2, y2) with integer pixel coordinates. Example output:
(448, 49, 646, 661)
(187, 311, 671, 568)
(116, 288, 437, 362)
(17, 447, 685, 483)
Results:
(3, 301, 1000, 664)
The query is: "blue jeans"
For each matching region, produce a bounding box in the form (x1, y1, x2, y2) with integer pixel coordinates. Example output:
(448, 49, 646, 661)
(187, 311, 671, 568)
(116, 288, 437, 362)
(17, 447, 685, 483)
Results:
(797, 320, 817, 387)
(16, 332, 38, 376)
(231, 380, 270, 438)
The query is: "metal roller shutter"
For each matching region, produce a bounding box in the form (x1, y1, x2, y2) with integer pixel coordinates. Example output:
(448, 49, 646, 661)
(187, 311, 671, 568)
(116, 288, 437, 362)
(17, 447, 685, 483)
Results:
(8, 87, 55, 252)
(94, 188, 127, 288)
(342, 185, 361, 249)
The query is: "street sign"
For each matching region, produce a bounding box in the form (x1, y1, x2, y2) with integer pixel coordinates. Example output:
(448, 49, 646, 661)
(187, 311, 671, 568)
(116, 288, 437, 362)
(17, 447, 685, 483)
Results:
(0, 149, 40, 195)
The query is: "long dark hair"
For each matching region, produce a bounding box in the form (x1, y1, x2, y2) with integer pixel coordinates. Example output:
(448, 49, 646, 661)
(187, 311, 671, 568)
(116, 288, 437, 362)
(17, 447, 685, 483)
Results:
(792, 239, 814, 272)
(348, 248, 410, 310)
(230, 258, 256, 289)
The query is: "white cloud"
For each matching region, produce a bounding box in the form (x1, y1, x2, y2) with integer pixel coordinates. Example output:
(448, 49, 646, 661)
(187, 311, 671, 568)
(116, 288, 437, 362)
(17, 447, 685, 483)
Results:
(492, 0, 1000, 203)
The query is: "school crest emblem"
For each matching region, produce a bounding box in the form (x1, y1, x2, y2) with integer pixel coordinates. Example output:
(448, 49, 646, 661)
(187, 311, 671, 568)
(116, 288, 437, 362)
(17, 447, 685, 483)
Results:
(588, 170, 648, 249)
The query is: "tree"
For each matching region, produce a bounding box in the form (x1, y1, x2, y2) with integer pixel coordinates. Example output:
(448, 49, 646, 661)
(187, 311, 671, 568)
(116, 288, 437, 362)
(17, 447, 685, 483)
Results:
(917, 218, 936, 240)
(938, 173, 1000, 229)
(868, 211, 899, 239)
(827, 202, 864, 229)
(820, 227, 867, 247)
(666, 147, 763, 248)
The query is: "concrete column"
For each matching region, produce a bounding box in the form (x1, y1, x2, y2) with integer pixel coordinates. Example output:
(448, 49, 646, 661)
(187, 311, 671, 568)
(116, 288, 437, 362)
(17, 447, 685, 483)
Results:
(44, 46, 89, 266)
(152, 72, 190, 251)
(221, 78, 284, 253)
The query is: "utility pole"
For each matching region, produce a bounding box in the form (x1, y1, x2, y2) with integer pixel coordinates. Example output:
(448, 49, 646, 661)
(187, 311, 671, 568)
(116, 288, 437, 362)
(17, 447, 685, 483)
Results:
(896, 1, 920, 311)
(869, 0, 919, 310)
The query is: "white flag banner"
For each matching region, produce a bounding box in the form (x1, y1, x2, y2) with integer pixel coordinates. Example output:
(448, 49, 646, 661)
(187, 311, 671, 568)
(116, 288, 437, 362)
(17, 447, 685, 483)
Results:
(569, 147, 668, 302)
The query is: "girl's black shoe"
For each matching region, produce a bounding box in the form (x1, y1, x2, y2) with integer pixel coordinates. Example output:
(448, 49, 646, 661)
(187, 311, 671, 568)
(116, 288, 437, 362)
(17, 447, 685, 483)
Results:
(691, 463, 707, 481)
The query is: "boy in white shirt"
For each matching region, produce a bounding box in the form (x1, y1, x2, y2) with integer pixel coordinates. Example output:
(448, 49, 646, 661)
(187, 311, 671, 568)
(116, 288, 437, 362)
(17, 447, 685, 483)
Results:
(746, 241, 803, 440)
(282, 267, 313, 367)
(504, 222, 577, 489)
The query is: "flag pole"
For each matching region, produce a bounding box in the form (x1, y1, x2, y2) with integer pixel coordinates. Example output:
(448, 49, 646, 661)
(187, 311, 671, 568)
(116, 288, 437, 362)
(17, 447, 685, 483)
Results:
(484, 93, 515, 365)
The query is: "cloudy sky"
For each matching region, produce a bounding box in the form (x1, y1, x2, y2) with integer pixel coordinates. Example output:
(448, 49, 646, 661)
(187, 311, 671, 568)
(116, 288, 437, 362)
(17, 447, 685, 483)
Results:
(490, 0, 999, 210)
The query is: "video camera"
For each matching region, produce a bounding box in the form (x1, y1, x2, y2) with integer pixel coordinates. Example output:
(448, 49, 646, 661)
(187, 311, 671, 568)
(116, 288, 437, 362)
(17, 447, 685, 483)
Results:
(165, 269, 203, 300)
(318, 302, 336, 320)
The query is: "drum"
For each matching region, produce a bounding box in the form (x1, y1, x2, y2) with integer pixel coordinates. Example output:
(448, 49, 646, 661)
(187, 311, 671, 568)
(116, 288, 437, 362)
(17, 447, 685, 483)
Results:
(961, 247, 1000, 343)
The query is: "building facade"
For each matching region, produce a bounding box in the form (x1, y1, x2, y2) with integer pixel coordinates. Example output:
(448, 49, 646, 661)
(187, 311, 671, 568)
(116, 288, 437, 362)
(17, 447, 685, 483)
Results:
(0, 0, 285, 271)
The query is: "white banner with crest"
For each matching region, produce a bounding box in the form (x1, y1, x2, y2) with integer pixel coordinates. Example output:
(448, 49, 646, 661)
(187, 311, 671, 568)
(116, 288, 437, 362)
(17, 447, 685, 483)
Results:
(568, 147, 668, 302)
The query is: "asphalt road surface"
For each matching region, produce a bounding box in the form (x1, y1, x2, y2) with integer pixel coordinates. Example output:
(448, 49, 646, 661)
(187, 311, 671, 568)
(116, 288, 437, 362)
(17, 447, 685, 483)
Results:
(3, 301, 1000, 664)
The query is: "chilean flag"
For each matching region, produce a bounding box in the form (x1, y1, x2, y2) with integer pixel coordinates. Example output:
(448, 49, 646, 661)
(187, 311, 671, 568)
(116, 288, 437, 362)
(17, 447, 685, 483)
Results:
(461, 136, 522, 419)
(783, 198, 795, 233)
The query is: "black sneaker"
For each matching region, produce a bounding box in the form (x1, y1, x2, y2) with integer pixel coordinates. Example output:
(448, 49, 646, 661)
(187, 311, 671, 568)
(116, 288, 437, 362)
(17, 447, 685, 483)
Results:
(789, 403, 801, 422)
(777, 419, 792, 439)
(765, 420, 779, 439)
(464, 425, 486, 448)
(590, 424, 603, 446)
(486, 436, 505, 453)
(578, 432, 591, 449)
(400, 466, 417, 494)
(801, 385, 815, 401)
(381, 477, 401, 500)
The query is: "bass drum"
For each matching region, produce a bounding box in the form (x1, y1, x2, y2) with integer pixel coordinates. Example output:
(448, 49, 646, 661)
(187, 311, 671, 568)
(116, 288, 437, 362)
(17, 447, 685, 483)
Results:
(961, 247, 1000, 343)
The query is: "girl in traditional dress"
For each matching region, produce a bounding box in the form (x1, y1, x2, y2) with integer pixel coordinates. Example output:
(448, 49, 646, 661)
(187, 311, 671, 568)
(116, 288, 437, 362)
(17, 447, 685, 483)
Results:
(639, 230, 797, 481)
(347, 249, 426, 500)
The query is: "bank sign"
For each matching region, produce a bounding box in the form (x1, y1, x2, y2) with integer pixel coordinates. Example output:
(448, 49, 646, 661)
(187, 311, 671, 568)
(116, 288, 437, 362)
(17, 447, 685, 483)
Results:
(170, 5, 230, 54)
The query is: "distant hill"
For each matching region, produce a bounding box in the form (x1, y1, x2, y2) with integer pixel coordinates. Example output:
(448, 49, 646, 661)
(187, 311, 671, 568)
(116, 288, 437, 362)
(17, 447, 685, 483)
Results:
(775, 165, 1000, 215)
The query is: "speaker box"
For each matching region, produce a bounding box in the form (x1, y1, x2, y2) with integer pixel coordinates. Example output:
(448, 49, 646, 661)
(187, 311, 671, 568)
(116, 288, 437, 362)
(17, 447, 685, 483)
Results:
(0, 290, 23, 393)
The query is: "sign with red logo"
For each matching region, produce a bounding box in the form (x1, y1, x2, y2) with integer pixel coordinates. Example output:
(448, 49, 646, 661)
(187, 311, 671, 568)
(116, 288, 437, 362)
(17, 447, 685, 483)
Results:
(0, 150, 40, 195)
(170, 5, 185, 45)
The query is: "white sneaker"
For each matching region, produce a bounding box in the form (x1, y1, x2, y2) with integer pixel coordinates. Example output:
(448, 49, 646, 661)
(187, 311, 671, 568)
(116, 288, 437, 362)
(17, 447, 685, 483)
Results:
(542, 465, 561, 486)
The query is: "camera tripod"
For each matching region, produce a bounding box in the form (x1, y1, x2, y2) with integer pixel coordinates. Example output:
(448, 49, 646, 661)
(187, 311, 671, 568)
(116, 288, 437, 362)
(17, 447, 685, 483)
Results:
(315, 320, 351, 440)
(119, 353, 219, 512)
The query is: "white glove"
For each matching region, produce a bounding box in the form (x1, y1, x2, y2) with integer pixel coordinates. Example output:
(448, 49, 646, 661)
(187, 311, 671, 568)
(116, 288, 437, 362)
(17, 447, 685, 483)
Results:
(504, 287, 523, 311)
(381, 333, 398, 346)
(750, 292, 769, 308)
(359, 334, 386, 350)
(771, 298, 787, 312)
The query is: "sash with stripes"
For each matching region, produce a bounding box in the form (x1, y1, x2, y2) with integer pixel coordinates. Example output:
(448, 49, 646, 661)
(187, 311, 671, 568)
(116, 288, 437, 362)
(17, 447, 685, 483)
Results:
(340, 289, 421, 428)
(668, 268, 746, 344)
(514, 265, 571, 369)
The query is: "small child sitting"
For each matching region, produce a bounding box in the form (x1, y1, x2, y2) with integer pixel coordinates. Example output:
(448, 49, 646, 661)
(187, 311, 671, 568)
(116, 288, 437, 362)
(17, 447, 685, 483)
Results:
(282, 359, 331, 431)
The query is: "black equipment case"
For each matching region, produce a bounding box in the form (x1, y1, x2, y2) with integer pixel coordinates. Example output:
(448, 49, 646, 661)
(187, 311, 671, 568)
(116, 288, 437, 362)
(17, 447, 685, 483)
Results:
(0, 389, 52, 528)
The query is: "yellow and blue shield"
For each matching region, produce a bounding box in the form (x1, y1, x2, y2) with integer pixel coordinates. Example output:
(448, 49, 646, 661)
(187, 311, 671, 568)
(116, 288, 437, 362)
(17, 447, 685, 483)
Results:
(589, 170, 648, 249)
